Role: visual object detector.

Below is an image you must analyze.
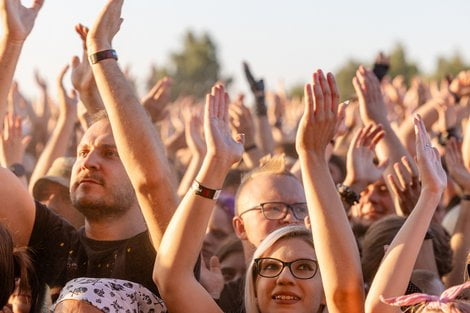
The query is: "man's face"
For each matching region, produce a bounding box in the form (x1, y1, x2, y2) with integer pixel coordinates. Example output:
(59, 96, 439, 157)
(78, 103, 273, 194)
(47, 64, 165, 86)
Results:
(233, 174, 306, 247)
(70, 119, 136, 221)
(351, 179, 395, 224)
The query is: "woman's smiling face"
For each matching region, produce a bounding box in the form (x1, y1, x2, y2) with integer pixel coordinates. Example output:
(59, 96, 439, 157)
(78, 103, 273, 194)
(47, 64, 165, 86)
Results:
(255, 237, 323, 313)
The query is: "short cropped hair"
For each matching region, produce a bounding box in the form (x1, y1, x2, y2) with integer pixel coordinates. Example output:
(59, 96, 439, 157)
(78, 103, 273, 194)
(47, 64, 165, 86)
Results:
(89, 110, 109, 126)
(234, 154, 299, 214)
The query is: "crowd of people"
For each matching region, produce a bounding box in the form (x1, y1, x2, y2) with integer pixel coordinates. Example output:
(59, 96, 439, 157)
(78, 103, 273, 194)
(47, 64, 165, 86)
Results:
(0, 0, 469, 312)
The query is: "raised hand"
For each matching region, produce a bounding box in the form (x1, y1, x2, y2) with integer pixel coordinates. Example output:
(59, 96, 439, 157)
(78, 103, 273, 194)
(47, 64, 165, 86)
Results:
(295, 69, 339, 159)
(71, 24, 93, 92)
(0, 112, 30, 167)
(0, 0, 44, 44)
(56, 64, 78, 121)
(204, 84, 244, 166)
(183, 105, 206, 157)
(33, 69, 47, 91)
(414, 114, 446, 193)
(87, 0, 123, 53)
(229, 95, 255, 148)
(243, 61, 266, 116)
(353, 66, 388, 125)
(387, 156, 421, 216)
(142, 76, 172, 122)
(445, 138, 470, 194)
(450, 70, 470, 98)
(344, 123, 387, 189)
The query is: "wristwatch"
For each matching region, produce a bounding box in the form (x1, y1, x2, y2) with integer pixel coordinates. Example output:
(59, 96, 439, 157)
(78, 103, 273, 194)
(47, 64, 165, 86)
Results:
(191, 180, 221, 200)
(9, 163, 26, 177)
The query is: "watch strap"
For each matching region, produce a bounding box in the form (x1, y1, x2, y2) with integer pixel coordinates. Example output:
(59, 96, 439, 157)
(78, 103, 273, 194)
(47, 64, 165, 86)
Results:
(191, 180, 221, 200)
(89, 49, 118, 64)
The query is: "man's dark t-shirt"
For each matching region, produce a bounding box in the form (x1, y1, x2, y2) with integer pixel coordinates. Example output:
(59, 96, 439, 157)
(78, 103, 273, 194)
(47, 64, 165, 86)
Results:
(28, 201, 178, 297)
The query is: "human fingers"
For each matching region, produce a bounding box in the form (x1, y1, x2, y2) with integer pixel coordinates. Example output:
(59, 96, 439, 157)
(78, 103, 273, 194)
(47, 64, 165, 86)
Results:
(387, 173, 403, 195)
(56, 64, 70, 89)
(394, 161, 412, 191)
(210, 86, 219, 118)
(318, 69, 331, 113)
(312, 72, 324, 116)
(327, 72, 339, 115)
(304, 83, 313, 120)
(223, 92, 230, 123)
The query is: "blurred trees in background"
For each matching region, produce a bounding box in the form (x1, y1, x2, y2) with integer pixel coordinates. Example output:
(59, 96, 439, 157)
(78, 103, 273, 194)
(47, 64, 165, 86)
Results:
(146, 31, 231, 100)
(331, 42, 469, 101)
(148, 32, 469, 102)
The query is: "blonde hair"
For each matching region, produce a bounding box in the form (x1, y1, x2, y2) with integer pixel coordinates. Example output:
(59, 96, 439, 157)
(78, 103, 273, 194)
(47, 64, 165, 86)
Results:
(244, 225, 315, 313)
(235, 154, 299, 214)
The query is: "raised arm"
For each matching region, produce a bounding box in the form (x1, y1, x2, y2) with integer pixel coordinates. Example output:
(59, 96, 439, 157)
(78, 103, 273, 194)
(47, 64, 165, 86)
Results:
(443, 138, 470, 287)
(29, 65, 77, 192)
(71, 23, 105, 116)
(87, 0, 177, 249)
(365, 114, 447, 313)
(243, 61, 274, 155)
(0, 0, 43, 129)
(296, 70, 364, 313)
(154, 84, 243, 313)
(0, 0, 43, 247)
(353, 66, 415, 171)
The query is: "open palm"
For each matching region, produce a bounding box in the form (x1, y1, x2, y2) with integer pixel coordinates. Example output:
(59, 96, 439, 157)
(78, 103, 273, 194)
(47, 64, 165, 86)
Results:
(1, 0, 43, 43)
(204, 85, 244, 166)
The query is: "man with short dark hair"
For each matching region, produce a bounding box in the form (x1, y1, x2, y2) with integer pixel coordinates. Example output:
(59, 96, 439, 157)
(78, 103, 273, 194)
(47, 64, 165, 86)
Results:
(0, 0, 177, 305)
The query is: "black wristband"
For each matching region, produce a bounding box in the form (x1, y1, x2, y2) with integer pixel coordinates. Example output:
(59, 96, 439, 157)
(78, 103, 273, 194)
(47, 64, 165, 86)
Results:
(89, 49, 118, 64)
(462, 194, 470, 201)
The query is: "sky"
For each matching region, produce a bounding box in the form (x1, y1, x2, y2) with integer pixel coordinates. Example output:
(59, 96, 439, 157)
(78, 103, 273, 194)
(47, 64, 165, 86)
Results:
(11, 0, 470, 101)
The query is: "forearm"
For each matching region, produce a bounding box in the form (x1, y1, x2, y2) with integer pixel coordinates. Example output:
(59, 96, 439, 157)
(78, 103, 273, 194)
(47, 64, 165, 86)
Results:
(255, 116, 274, 154)
(0, 38, 23, 130)
(242, 146, 263, 169)
(376, 124, 412, 170)
(300, 153, 364, 313)
(177, 154, 203, 199)
(365, 190, 441, 313)
(28, 115, 75, 192)
(463, 119, 470, 169)
(78, 88, 105, 115)
(443, 198, 470, 287)
(397, 100, 439, 156)
(156, 157, 230, 281)
(91, 58, 177, 249)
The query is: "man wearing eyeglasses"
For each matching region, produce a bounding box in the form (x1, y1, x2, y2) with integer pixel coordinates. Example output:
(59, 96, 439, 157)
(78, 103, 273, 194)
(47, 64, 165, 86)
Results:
(218, 155, 309, 313)
(232, 155, 308, 260)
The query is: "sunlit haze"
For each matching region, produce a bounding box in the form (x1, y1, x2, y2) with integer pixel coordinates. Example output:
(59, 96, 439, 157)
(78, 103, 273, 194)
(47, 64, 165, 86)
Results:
(10, 0, 470, 101)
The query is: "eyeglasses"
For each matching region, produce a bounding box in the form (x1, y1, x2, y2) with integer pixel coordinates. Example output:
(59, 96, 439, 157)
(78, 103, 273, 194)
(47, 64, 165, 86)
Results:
(254, 257, 318, 280)
(239, 202, 308, 221)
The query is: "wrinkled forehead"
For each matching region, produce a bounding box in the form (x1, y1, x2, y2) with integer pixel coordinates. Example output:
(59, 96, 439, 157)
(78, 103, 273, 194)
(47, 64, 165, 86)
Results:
(79, 120, 115, 148)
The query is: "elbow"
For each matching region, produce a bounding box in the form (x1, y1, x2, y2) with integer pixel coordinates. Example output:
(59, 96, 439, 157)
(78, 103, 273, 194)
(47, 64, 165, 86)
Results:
(329, 281, 365, 313)
(153, 255, 175, 296)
